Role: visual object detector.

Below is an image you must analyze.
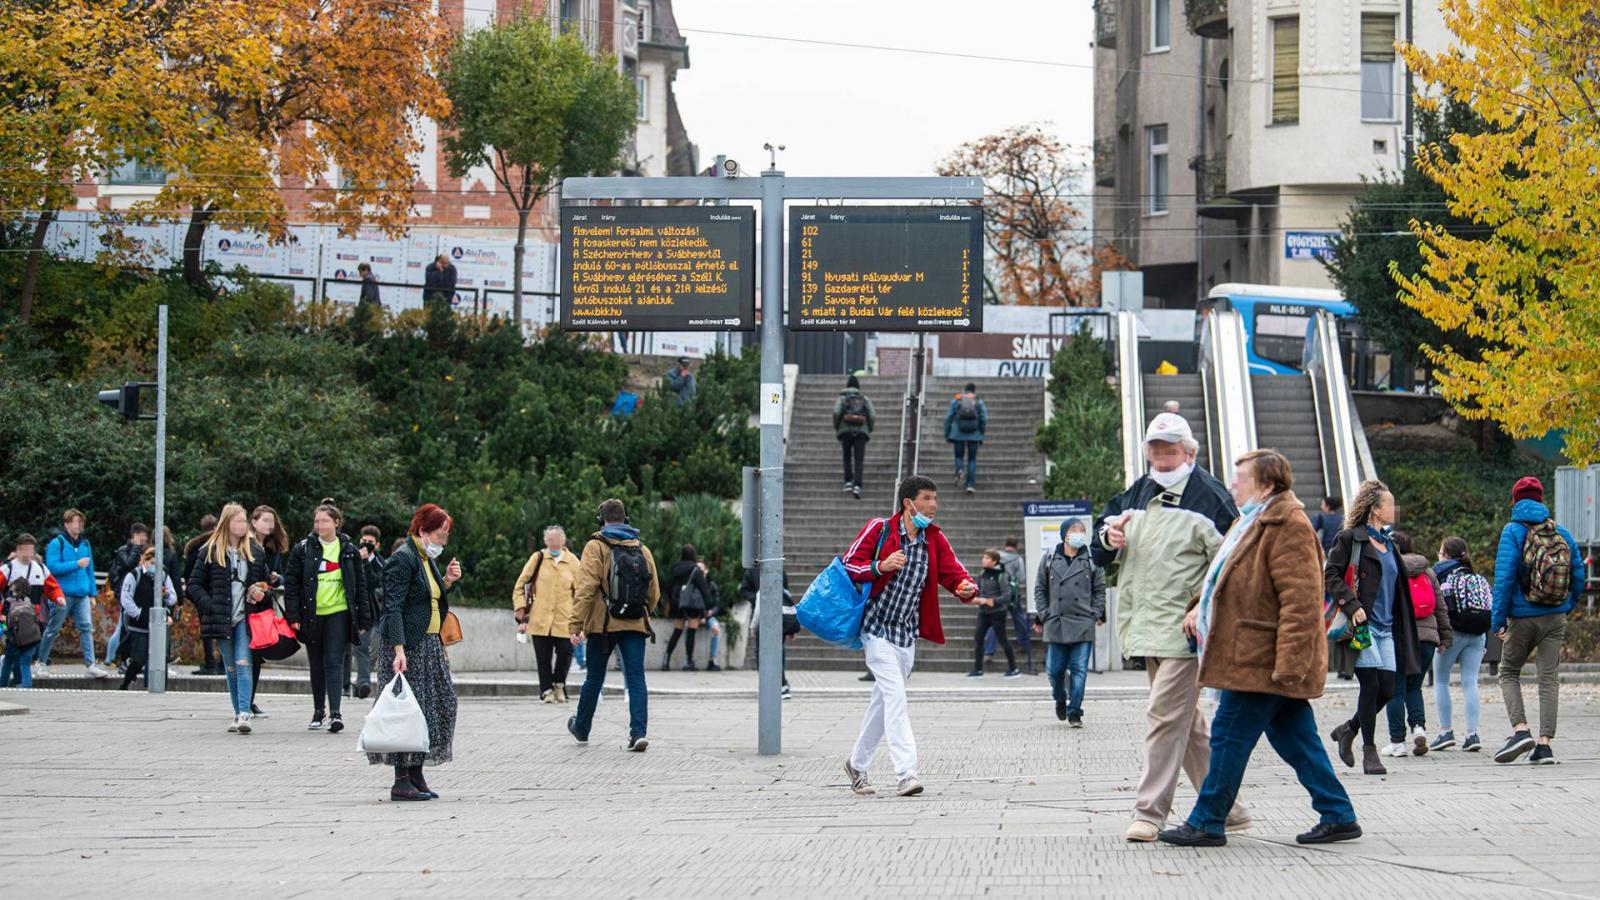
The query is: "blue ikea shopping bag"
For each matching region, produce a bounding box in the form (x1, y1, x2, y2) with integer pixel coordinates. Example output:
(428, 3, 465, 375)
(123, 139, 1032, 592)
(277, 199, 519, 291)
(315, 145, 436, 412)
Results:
(796, 519, 890, 651)
(796, 558, 871, 650)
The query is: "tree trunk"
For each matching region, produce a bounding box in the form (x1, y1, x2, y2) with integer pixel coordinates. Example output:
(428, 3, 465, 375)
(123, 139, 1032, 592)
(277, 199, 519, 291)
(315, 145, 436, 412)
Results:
(17, 207, 54, 324)
(512, 205, 529, 336)
(183, 205, 214, 290)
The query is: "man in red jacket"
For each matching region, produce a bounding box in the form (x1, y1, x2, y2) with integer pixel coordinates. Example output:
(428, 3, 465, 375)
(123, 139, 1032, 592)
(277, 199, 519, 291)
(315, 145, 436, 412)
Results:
(841, 475, 977, 797)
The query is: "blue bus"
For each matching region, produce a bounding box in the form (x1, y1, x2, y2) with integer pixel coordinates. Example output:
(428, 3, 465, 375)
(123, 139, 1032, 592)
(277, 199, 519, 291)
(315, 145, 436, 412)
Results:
(1199, 283, 1358, 376)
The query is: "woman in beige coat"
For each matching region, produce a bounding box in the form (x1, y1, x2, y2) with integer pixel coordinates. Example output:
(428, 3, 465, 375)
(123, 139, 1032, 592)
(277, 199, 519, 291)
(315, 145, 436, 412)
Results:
(512, 525, 582, 703)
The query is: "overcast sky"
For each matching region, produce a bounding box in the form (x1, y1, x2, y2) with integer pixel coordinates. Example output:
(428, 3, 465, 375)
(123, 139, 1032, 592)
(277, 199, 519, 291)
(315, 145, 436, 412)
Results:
(670, 0, 1095, 178)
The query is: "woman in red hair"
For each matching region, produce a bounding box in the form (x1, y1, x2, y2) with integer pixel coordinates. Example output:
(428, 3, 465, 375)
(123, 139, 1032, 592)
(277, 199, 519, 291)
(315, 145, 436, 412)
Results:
(368, 503, 462, 801)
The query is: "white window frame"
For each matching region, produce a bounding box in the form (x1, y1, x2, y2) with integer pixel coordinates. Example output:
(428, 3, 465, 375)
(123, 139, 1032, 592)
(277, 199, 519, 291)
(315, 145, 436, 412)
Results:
(1146, 124, 1169, 216)
(1149, 0, 1171, 53)
(635, 75, 649, 122)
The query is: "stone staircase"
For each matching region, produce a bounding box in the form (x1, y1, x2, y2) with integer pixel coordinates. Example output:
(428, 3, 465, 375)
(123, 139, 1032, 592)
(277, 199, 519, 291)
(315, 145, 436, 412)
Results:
(773, 373, 1049, 672)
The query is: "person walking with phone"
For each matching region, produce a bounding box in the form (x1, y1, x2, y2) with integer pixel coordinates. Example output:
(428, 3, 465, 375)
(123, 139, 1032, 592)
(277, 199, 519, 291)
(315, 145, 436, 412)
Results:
(370, 503, 461, 801)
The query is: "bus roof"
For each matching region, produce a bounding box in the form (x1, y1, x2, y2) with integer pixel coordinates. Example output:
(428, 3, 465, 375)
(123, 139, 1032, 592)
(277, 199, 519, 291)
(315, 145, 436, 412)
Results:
(1206, 282, 1347, 305)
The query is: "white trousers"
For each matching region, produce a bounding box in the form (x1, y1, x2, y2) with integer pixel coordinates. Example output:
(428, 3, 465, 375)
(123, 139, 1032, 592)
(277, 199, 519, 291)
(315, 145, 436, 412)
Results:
(850, 635, 918, 780)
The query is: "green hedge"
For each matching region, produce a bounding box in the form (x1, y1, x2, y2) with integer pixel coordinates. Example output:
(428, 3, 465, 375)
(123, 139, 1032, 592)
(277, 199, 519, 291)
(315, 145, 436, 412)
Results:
(0, 259, 757, 610)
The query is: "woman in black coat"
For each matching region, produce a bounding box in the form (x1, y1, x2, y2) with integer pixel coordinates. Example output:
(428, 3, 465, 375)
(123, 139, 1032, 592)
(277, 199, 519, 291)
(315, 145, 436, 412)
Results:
(369, 503, 461, 802)
(662, 544, 712, 672)
(1323, 479, 1421, 776)
(186, 503, 274, 734)
(283, 500, 369, 735)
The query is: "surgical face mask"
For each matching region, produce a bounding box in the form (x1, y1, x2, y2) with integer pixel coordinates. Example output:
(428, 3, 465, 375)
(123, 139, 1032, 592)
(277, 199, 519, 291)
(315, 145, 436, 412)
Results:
(910, 511, 933, 530)
(424, 542, 444, 560)
(1066, 533, 1088, 550)
(1148, 460, 1193, 490)
(549, 548, 563, 559)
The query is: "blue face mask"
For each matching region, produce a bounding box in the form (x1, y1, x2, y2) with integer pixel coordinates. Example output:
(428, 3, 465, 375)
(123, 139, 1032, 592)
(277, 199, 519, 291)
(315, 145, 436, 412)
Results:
(1066, 533, 1088, 549)
(910, 511, 933, 530)
(1240, 499, 1264, 517)
(549, 549, 562, 559)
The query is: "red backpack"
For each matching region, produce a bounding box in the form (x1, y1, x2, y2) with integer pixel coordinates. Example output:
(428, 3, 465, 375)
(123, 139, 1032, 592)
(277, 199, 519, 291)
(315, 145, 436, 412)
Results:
(1408, 572, 1437, 618)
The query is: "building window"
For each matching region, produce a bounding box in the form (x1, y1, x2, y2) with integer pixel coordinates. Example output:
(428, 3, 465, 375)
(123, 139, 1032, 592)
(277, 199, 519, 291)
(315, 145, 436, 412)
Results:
(1271, 17, 1300, 125)
(1361, 14, 1398, 120)
(635, 75, 649, 122)
(1150, 0, 1170, 51)
(639, 0, 654, 42)
(1146, 125, 1169, 215)
(107, 160, 165, 185)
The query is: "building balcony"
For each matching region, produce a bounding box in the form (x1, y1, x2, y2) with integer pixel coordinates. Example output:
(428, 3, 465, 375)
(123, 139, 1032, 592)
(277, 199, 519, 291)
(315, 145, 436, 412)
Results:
(1190, 153, 1247, 219)
(1093, 137, 1116, 187)
(1094, 0, 1117, 49)
(1184, 0, 1228, 39)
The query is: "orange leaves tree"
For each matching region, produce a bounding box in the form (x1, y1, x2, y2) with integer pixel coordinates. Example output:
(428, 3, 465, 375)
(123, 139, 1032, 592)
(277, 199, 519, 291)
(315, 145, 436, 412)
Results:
(0, 0, 177, 320)
(937, 124, 1106, 306)
(142, 0, 451, 288)
(1393, 0, 1600, 462)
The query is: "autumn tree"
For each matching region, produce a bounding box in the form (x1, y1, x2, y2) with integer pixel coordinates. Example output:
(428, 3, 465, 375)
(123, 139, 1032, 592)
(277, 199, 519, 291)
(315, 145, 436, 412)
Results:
(144, 0, 451, 289)
(0, 1, 176, 320)
(937, 124, 1100, 306)
(1394, 1, 1600, 463)
(440, 17, 635, 326)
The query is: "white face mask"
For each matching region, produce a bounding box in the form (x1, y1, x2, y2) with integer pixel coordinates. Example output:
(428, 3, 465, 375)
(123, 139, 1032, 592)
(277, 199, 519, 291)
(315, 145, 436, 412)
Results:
(1148, 461, 1194, 490)
(424, 542, 444, 560)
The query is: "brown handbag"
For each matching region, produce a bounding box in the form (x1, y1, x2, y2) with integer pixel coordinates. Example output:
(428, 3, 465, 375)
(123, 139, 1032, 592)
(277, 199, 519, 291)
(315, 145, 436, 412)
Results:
(440, 610, 463, 646)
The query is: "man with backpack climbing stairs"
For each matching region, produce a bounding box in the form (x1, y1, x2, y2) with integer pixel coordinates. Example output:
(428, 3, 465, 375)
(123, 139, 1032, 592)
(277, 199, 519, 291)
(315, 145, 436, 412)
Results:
(944, 383, 988, 494)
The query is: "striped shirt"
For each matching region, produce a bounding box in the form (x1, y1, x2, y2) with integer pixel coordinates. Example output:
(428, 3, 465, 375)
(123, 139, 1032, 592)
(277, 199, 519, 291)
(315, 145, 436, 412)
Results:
(860, 522, 929, 648)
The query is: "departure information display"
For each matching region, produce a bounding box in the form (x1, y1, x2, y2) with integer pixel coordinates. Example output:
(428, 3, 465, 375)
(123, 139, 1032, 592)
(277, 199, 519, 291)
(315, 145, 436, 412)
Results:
(561, 205, 755, 331)
(788, 205, 982, 331)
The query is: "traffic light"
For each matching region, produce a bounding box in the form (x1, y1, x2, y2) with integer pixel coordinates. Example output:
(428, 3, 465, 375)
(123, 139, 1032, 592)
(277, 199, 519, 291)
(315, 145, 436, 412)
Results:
(96, 382, 153, 421)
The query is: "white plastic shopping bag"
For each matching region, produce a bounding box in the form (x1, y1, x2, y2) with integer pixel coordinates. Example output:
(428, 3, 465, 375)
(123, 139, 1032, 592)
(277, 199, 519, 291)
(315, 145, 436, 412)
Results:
(356, 673, 431, 753)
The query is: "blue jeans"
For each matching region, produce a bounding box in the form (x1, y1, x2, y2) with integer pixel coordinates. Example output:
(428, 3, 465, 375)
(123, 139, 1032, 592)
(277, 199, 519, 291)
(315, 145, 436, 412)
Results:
(105, 620, 124, 663)
(39, 596, 97, 666)
(952, 440, 979, 487)
(1187, 690, 1356, 836)
(1434, 632, 1487, 734)
(2, 643, 37, 687)
(1046, 641, 1093, 716)
(217, 619, 254, 715)
(1386, 640, 1436, 742)
(572, 632, 648, 740)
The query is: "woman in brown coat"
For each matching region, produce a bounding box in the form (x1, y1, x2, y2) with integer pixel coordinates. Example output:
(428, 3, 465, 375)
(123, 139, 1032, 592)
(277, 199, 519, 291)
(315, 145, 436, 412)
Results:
(1159, 450, 1361, 848)
(512, 525, 582, 703)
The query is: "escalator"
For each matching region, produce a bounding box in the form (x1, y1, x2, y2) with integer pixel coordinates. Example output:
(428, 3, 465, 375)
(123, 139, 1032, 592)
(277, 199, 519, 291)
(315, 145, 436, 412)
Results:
(1252, 375, 1329, 508)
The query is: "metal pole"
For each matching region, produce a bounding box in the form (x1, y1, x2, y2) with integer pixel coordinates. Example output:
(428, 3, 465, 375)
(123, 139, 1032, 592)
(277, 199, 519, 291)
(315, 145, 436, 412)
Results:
(147, 305, 168, 693)
(756, 170, 785, 755)
(904, 333, 926, 476)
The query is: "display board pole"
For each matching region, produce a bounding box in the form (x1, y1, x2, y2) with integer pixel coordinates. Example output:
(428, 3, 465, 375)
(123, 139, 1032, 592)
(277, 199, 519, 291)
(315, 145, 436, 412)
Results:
(756, 170, 786, 756)
(147, 305, 169, 693)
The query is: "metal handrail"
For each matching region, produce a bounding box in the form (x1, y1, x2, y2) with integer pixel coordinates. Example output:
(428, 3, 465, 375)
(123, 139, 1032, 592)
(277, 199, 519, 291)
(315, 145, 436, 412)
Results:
(1303, 311, 1371, 509)
(895, 343, 916, 485)
(1117, 311, 1146, 487)
(1200, 310, 1257, 472)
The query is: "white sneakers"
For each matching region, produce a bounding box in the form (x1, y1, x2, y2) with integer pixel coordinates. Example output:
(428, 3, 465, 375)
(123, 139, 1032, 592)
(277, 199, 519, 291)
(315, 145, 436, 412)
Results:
(86, 662, 110, 678)
(1126, 820, 1160, 842)
(1381, 742, 1409, 757)
(844, 760, 875, 796)
(228, 714, 253, 734)
(31, 662, 48, 678)
(1411, 725, 1430, 756)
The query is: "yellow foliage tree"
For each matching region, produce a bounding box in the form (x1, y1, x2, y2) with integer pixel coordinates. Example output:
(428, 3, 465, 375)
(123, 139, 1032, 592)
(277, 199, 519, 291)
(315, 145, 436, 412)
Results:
(1394, 1, 1600, 462)
(0, 0, 179, 320)
(142, 0, 451, 288)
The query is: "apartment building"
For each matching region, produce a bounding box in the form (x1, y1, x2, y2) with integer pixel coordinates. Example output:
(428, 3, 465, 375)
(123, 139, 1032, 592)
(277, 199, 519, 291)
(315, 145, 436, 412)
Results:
(1092, 0, 1445, 308)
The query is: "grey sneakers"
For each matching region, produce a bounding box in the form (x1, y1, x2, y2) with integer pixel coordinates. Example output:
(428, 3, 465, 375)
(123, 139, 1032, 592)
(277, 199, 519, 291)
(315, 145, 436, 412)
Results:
(844, 760, 874, 795)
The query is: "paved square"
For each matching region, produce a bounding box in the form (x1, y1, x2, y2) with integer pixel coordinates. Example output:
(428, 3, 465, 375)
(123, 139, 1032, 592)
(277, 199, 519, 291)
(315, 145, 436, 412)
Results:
(2, 678, 1596, 898)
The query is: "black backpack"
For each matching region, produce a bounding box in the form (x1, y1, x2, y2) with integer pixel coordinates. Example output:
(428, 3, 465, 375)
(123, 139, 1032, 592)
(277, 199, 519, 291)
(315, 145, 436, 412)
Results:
(841, 393, 868, 426)
(604, 542, 653, 620)
(956, 394, 980, 432)
(5, 592, 42, 649)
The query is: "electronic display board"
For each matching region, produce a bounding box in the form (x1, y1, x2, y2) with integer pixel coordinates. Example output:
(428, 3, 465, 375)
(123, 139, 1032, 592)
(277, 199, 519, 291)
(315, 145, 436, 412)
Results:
(788, 205, 982, 331)
(561, 205, 756, 331)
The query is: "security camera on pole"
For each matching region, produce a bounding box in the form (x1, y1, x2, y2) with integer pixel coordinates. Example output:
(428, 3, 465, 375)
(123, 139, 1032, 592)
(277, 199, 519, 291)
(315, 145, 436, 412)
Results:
(96, 306, 169, 693)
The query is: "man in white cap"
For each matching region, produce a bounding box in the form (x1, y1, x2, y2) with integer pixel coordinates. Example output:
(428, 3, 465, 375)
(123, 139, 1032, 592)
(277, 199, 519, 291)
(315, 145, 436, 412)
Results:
(1092, 412, 1249, 841)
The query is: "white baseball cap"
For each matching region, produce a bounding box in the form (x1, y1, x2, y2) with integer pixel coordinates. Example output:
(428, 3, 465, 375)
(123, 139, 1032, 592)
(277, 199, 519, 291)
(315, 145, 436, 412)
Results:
(1144, 412, 1194, 444)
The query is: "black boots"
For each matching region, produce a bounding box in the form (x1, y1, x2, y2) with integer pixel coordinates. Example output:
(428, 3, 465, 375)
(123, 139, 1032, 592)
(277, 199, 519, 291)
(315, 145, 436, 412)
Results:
(1330, 721, 1356, 768)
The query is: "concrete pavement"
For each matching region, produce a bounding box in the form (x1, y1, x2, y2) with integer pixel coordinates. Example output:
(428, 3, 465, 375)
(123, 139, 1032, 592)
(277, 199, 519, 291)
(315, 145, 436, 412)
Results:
(1, 679, 1596, 898)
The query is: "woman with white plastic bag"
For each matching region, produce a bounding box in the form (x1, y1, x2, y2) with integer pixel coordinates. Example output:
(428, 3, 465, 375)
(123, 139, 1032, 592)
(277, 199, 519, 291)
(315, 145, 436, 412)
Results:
(367, 503, 461, 802)
(359, 673, 430, 754)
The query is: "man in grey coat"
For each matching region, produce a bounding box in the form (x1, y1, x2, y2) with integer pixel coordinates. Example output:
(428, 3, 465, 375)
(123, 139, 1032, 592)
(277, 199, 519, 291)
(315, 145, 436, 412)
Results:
(1032, 520, 1104, 725)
